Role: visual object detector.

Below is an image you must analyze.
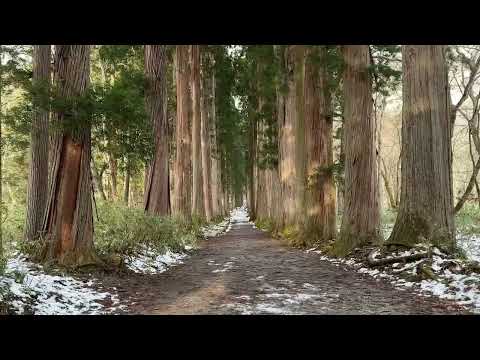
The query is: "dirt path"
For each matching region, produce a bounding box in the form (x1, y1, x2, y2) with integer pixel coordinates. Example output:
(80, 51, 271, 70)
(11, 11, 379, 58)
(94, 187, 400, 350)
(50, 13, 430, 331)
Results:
(100, 211, 468, 315)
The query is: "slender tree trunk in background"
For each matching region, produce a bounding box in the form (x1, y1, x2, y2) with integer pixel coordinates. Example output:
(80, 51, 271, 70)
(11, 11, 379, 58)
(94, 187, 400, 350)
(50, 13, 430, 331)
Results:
(455, 113, 480, 212)
(108, 153, 118, 200)
(0, 49, 3, 258)
(335, 45, 380, 256)
(24, 45, 51, 242)
(210, 67, 222, 218)
(200, 52, 213, 221)
(302, 46, 336, 245)
(381, 157, 397, 209)
(93, 163, 107, 201)
(279, 45, 306, 233)
(42, 45, 97, 266)
(172, 45, 192, 218)
(255, 100, 268, 220)
(337, 130, 345, 216)
(274, 45, 286, 229)
(190, 45, 204, 218)
(144, 45, 170, 216)
(124, 165, 130, 206)
(388, 45, 455, 251)
(247, 106, 257, 220)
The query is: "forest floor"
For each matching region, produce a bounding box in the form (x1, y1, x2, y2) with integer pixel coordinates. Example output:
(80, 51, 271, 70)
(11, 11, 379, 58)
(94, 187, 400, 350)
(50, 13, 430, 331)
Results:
(94, 208, 468, 315)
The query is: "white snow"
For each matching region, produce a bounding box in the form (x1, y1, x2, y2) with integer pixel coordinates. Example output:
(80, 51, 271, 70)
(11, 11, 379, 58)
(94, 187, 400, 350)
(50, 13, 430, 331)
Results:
(305, 247, 480, 313)
(125, 246, 188, 274)
(457, 234, 480, 263)
(0, 255, 124, 315)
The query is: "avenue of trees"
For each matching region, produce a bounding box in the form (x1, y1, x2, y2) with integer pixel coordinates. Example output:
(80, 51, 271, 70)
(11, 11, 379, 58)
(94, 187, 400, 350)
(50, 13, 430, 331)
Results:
(1, 44, 479, 267)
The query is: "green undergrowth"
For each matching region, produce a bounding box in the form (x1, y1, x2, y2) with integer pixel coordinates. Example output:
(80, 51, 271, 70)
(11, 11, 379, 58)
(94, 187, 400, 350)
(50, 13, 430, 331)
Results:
(255, 217, 277, 234)
(456, 203, 480, 235)
(3, 201, 219, 268)
(93, 202, 207, 258)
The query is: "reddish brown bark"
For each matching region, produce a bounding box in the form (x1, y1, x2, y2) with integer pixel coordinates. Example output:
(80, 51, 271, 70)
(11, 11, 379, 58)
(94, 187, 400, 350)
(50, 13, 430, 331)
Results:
(42, 45, 96, 266)
(335, 45, 380, 256)
(144, 45, 170, 216)
(302, 46, 336, 245)
(172, 46, 192, 218)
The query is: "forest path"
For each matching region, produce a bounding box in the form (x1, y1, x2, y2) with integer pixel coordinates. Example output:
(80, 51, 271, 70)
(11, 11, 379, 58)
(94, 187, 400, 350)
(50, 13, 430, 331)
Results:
(105, 208, 466, 314)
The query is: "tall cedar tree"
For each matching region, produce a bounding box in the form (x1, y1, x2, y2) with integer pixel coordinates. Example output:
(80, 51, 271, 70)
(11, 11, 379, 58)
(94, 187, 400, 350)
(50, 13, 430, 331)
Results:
(200, 49, 213, 221)
(279, 45, 306, 231)
(387, 45, 455, 250)
(24, 45, 50, 241)
(42, 45, 97, 266)
(335, 45, 380, 256)
(172, 46, 192, 218)
(191, 45, 204, 217)
(302, 46, 336, 245)
(144, 45, 170, 215)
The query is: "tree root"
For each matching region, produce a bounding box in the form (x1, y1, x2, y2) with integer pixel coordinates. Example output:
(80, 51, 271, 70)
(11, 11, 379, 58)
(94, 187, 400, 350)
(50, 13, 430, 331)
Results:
(367, 248, 431, 267)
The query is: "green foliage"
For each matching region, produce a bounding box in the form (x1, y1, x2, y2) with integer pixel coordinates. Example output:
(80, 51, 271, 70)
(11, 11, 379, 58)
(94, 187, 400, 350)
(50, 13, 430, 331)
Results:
(93, 202, 205, 258)
(213, 46, 247, 199)
(1, 205, 26, 257)
(255, 217, 276, 234)
(456, 203, 480, 235)
(369, 45, 402, 97)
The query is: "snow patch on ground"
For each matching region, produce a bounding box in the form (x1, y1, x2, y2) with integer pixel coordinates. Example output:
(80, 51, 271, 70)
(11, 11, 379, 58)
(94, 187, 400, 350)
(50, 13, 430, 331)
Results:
(125, 246, 188, 274)
(306, 247, 480, 314)
(457, 234, 480, 263)
(221, 278, 340, 315)
(0, 255, 123, 315)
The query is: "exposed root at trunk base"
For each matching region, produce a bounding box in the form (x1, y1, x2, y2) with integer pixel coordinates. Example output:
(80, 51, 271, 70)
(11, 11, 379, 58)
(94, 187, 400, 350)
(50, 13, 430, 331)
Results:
(367, 248, 431, 267)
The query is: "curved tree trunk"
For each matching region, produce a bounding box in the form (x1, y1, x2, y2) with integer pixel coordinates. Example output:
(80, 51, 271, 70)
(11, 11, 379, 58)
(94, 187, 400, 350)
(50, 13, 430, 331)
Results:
(25, 45, 50, 242)
(302, 46, 336, 245)
(335, 45, 380, 256)
(42, 45, 97, 266)
(172, 45, 192, 218)
(144, 45, 170, 216)
(387, 45, 455, 251)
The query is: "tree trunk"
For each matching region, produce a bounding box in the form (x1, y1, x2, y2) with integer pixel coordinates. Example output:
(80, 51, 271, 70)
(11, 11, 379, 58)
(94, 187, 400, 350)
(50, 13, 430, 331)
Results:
(24, 45, 50, 242)
(387, 45, 455, 251)
(302, 46, 336, 245)
(143, 45, 170, 216)
(255, 100, 268, 220)
(280, 45, 306, 231)
(210, 66, 222, 218)
(248, 106, 257, 220)
(172, 45, 192, 218)
(108, 153, 118, 200)
(380, 157, 397, 209)
(0, 49, 3, 258)
(124, 165, 130, 206)
(42, 45, 97, 266)
(92, 162, 107, 201)
(200, 51, 213, 221)
(335, 45, 380, 256)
